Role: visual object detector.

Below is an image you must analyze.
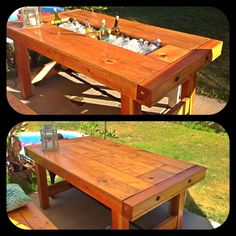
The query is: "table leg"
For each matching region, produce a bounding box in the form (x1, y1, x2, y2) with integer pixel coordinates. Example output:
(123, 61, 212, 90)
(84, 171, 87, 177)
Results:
(35, 163, 50, 209)
(13, 41, 32, 98)
(170, 190, 187, 229)
(112, 210, 129, 229)
(181, 74, 197, 115)
(121, 94, 142, 115)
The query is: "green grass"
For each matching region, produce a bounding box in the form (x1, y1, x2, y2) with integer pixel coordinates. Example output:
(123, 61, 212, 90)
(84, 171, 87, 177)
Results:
(102, 7, 229, 102)
(21, 121, 229, 224)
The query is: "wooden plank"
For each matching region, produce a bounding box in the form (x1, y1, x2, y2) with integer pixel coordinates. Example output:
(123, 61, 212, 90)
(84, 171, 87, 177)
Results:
(25, 146, 144, 213)
(63, 137, 165, 170)
(13, 41, 32, 98)
(35, 163, 49, 209)
(112, 211, 129, 229)
(135, 149, 193, 170)
(48, 180, 73, 197)
(7, 23, 167, 83)
(121, 94, 142, 115)
(8, 201, 57, 229)
(8, 210, 31, 229)
(62, 10, 210, 49)
(77, 136, 189, 170)
(167, 86, 181, 108)
(197, 39, 223, 62)
(138, 167, 177, 185)
(59, 149, 152, 190)
(85, 152, 157, 177)
(26, 148, 124, 213)
(123, 165, 206, 220)
(7, 91, 37, 115)
(19, 202, 57, 229)
(170, 190, 187, 229)
(165, 99, 187, 115)
(139, 45, 214, 106)
(181, 75, 197, 114)
(148, 45, 190, 63)
(153, 215, 177, 230)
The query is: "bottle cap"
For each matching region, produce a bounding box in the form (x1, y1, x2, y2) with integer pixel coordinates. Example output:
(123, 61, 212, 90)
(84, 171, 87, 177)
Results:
(102, 19, 106, 24)
(116, 16, 119, 20)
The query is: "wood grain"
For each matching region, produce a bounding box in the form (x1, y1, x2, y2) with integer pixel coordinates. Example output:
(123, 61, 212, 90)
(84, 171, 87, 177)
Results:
(7, 9, 222, 112)
(13, 41, 32, 98)
(8, 201, 57, 229)
(25, 136, 206, 229)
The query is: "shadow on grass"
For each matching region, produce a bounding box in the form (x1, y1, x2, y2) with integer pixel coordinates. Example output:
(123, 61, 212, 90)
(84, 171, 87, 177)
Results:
(185, 190, 207, 218)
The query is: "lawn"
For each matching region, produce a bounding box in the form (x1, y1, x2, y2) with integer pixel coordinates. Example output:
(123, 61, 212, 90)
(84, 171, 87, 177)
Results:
(21, 121, 229, 224)
(102, 7, 229, 102)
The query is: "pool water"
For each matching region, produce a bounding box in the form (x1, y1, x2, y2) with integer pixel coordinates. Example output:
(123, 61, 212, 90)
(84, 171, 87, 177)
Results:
(19, 131, 83, 146)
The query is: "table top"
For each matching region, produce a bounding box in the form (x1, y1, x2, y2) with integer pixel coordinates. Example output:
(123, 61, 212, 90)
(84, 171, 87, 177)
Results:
(25, 136, 206, 219)
(7, 9, 222, 106)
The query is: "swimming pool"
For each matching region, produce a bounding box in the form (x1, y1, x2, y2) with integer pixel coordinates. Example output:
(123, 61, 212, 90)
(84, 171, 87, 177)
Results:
(19, 131, 84, 146)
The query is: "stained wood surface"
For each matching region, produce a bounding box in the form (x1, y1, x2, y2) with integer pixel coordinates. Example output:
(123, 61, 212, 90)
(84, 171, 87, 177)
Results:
(25, 136, 206, 218)
(7, 9, 222, 106)
(8, 201, 57, 229)
(7, 91, 37, 115)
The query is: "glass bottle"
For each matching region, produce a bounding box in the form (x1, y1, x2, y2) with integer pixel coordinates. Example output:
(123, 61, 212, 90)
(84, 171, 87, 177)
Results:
(85, 19, 93, 34)
(99, 19, 109, 42)
(111, 15, 121, 37)
(52, 7, 62, 26)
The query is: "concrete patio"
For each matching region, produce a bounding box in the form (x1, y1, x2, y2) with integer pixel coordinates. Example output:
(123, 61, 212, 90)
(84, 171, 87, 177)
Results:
(30, 187, 218, 230)
(6, 70, 226, 115)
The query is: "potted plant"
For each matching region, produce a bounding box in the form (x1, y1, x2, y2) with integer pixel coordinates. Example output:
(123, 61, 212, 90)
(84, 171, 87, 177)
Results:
(6, 122, 36, 193)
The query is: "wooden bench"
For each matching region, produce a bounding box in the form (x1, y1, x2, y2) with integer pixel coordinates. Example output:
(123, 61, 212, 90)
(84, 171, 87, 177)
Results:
(7, 91, 37, 115)
(8, 201, 57, 229)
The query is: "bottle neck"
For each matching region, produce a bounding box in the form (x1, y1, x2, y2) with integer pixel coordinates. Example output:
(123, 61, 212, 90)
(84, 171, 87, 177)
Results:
(85, 21, 90, 28)
(114, 16, 119, 27)
(114, 19, 118, 27)
(54, 9, 60, 19)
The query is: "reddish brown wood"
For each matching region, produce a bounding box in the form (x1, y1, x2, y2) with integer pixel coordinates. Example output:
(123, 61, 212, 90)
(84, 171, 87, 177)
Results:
(122, 165, 206, 220)
(121, 94, 142, 115)
(170, 190, 187, 229)
(48, 181, 73, 197)
(112, 211, 129, 229)
(181, 75, 197, 114)
(153, 215, 177, 229)
(25, 136, 206, 229)
(13, 41, 32, 98)
(8, 201, 57, 229)
(35, 163, 50, 209)
(7, 91, 36, 114)
(7, 10, 222, 114)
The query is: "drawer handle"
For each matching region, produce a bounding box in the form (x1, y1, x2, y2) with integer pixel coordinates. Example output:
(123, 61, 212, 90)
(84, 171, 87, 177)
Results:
(156, 196, 160, 201)
(188, 179, 192, 184)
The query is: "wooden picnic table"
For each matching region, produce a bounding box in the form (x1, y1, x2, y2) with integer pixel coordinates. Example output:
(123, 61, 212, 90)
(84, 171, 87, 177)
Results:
(25, 136, 206, 229)
(7, 9, 222, 114)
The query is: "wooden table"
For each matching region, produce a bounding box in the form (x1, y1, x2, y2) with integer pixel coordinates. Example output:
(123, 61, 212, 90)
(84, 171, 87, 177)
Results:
(7, 9, 222, 115)
(25, 136, 206, 229)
